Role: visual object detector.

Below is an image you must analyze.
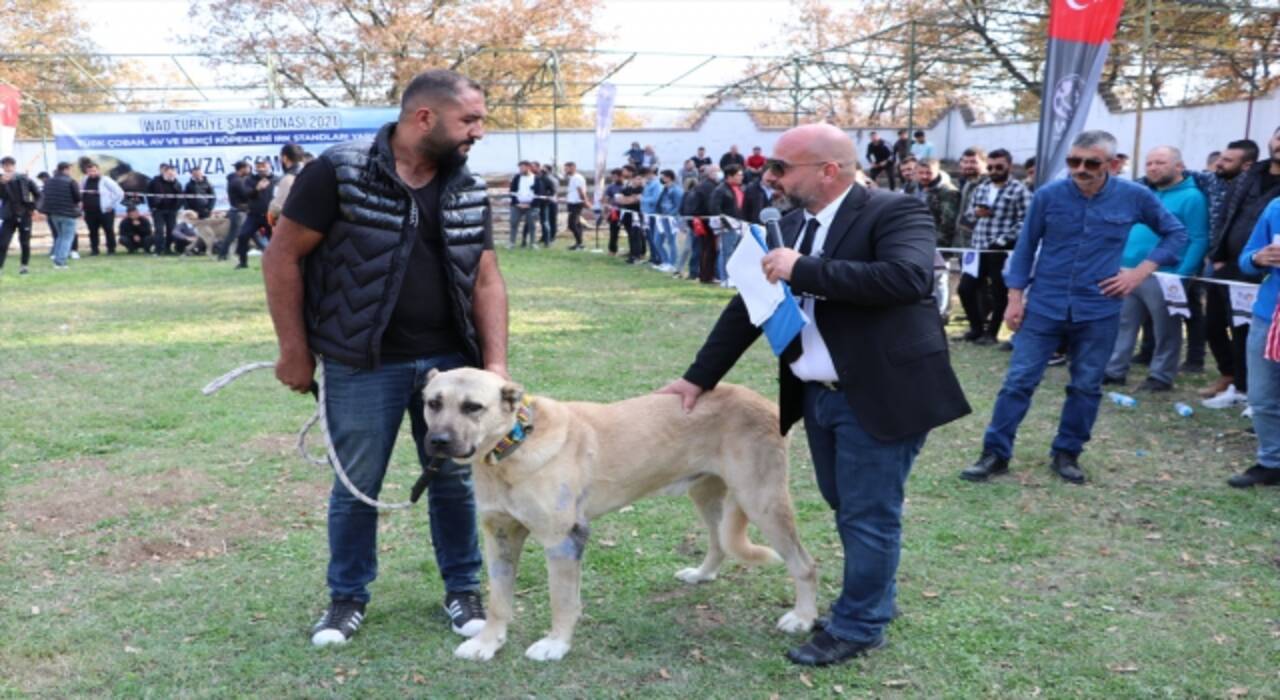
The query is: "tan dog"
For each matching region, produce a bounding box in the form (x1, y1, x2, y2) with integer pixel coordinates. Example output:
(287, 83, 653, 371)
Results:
(181, 210, 230, 254)
(422, 367, 818, 662)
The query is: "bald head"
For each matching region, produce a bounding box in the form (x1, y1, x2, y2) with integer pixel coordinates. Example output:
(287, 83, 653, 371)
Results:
(765, 123, 859, 213)
(775, 124, 857, 171)
(1144, 145, 1184, 188)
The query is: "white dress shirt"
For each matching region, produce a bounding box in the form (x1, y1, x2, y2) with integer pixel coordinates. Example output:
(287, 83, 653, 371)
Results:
(788, 185, 853, 383)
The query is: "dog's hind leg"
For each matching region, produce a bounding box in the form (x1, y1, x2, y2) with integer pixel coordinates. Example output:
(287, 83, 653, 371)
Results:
(455, 514, 528, 661)
(676, 476, 728, 584)
(734, 485, 818, 634)
(719, 496, 784, 566)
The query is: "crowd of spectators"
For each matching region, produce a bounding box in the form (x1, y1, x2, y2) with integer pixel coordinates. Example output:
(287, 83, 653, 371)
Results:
(0, 144, 313, 274)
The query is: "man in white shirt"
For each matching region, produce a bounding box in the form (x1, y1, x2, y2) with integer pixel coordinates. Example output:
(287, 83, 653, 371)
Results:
(563, 162, 588, 250)
(659, 123, 969, 667)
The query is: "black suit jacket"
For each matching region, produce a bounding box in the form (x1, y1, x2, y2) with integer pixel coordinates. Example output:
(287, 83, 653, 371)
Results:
(683, 185, 970, 441)
(742, 181, 769, 224)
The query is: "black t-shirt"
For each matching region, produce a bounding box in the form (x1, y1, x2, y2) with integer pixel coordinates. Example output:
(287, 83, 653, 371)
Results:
(619, 184, 642, 211)
(1261, 170, 1280, 197)
(284, 157, 493, 361)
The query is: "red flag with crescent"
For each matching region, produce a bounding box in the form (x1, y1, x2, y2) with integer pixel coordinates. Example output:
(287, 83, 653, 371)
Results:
(0, 85, 19, 157)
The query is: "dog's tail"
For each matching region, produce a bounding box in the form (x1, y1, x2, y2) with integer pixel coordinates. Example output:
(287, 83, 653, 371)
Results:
(719, 499, 783, 566)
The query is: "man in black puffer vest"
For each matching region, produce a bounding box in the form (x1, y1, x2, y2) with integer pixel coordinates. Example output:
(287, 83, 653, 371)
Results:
(264, 69, 507, 648)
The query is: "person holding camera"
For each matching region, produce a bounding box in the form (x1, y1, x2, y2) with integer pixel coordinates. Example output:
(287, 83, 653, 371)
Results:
(957, 148, 1032, 345)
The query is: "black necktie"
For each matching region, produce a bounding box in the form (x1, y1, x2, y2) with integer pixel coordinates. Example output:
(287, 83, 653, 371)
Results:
(798, 217, 820, 256)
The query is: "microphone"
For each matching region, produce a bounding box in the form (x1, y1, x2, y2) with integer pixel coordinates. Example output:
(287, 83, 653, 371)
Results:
(760, 207, 783, 250)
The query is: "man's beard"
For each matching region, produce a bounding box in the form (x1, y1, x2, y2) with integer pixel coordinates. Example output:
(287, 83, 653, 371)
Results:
(420, 126, 473, 171)
(989, 171, 1008, 184)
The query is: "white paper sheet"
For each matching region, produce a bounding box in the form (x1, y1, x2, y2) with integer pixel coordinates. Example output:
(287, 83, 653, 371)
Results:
(726, 228, 786, 326)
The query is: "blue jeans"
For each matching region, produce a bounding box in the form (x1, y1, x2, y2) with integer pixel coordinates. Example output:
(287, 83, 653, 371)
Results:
(658, 218, 679, 267)
(717, 228, 741, 281)
(688, 234, 702, 278)
(803, 384, 926, 644)
(1246, 318, 1280, 469)
(323, 355, 482, 603)
(49, 215, 77, 266)
(983, 311, 1121, 459)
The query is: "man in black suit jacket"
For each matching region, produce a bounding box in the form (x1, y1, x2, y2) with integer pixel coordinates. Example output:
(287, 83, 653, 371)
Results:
(659, 124, 969, 667)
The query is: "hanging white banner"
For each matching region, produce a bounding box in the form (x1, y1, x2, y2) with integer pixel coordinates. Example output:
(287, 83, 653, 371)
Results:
(591, 84, 617, 212)
(1230, 282, 1258, 326)
(1154, 272, 1191, 318)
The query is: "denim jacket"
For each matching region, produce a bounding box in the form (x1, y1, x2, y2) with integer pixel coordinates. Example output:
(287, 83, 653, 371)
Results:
(1006, 175, 1188, 322)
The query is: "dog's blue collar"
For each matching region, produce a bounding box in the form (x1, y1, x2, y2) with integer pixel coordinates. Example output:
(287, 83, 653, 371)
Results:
(486, 396, 535, 463)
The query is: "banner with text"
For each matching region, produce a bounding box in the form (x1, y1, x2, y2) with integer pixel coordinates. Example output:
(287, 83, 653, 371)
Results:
(51, 107, 396, 209)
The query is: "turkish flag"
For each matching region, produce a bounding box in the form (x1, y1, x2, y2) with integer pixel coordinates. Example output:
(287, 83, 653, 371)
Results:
(0, 85, 18, 129)
(0, 85, 18, 157)
(1035, 0, 1126, 186)
(1049, 0, 1126, 45)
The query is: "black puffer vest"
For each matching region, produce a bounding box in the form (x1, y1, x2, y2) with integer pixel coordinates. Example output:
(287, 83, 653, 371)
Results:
(304, 122, 491, 369)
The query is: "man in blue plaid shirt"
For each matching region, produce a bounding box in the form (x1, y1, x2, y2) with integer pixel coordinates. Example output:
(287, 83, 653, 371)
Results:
(958, 149, 1033, 344)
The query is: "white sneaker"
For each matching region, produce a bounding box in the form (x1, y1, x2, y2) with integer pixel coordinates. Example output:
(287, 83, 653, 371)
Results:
(69, 251, 80, 260)
(1202, 384, 1245, 409)
(1241, 404, 1253, 418)
(248, 249, 263, 257)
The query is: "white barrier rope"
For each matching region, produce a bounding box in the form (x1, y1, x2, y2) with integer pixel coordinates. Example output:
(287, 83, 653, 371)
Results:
(201, 358, 414, 511)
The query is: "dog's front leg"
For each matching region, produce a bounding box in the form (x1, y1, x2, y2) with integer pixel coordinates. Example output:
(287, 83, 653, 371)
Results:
(525, 523, 588, 661)
(455, 514, 528, 661)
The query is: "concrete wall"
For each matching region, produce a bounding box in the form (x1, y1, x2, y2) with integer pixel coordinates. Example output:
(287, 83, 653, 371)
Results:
(919, 91, 1280, 174)
(12, 91, 1279, 178)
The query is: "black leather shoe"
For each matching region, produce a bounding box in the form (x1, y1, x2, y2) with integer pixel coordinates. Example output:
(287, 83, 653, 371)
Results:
(974, 334, 998, 346)
(1049, 452, 1086, 484)
(1101, 374, 1126, 386)
(960, 453, 1009, 482)
(1227, 464, 1280, 488)
(1136, 377, 1172, 392)
(813, 606, 900, 632)
(960, 329, 983, 342)
(786, 630, 885, 667)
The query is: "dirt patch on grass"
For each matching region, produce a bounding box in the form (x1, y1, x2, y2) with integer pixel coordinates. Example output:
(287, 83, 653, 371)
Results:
(2, 459, 329, 569)
(6, 462, 211, 537)
(247, 433, 299, 458)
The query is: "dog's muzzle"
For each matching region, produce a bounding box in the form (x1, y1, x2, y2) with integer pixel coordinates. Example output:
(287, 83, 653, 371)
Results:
(427, 431, 476, 460)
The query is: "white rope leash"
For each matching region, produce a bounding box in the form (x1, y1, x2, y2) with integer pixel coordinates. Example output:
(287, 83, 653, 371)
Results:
(201, 358, 414, 511)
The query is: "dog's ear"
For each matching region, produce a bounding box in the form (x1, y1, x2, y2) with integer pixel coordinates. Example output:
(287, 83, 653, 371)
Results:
(427, 367, 441, 384)
(501, 382, 524, 412)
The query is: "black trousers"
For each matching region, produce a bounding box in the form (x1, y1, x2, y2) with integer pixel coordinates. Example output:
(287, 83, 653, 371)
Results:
(567, 203, 584, 247)
(957, 251, 1008, 337)
(1206, 283, 1249, 391)
(608, 217, 621, 254)
(626, 219, 646, 262)
(868, 163, 897, 190)
(1181, 279, 1207, 368)
(119, 231, 152, 253)
(84, 209, 116, 254)
(152, 210, 178, 254)
(0, 214, 33, 268)
(698, 231, 718, 283)
(236, 213, 270, 265)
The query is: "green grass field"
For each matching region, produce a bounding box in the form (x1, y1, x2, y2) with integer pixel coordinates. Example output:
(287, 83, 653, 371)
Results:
(2, 246, 1278, 699)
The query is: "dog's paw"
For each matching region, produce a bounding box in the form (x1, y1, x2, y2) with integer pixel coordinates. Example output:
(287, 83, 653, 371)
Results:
(675, 567, 717, 584)
(454, 637, 501, 661)
(524, 637, 571, 661)
(776, 611, 815, 634)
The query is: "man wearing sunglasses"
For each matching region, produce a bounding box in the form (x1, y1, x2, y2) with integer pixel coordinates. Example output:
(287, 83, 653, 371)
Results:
(962, 130, 1189, 486)
(659, 123, 970, 666)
